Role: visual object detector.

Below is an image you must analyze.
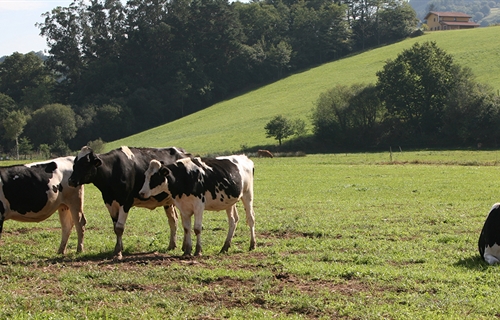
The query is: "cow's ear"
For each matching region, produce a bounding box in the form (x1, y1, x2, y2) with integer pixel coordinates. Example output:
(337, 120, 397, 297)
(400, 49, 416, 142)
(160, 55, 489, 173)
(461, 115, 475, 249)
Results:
(94, 157, 102, 168)
(159, 166, 170, 176)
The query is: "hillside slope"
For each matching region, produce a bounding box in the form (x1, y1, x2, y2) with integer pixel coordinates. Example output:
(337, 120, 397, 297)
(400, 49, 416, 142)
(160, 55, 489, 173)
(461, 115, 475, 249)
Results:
(105, 27, 500, 155)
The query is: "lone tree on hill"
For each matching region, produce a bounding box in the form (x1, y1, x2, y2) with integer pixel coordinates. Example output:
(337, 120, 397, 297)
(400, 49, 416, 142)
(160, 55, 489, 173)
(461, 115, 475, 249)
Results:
(265, 115, 305, 146)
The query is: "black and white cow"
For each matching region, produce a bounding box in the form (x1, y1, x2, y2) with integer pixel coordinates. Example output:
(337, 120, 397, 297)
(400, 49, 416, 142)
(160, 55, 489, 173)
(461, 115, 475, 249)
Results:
(478, 203, 500, 265)
(68, 146, 189, 259)
(0, 156, 86, 254)
(139, 155, 256, 256)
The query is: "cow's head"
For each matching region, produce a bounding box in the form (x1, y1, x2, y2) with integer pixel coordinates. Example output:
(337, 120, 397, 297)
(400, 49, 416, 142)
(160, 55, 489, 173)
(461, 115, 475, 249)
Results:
(139, 160, 171, 199)
(68, 146, 102, 187)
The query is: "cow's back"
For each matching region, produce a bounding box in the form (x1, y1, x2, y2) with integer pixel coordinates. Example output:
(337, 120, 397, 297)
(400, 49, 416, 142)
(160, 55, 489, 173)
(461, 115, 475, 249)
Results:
(100, 147, 188, 209)
(0, 156, 82, 222)
(215, 155, 254, 194)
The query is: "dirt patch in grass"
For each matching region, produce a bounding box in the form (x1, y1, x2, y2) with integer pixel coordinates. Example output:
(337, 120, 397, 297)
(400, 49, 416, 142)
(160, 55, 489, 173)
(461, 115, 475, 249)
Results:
(186, 268, 379, 318)
(1, 250, 389, 319)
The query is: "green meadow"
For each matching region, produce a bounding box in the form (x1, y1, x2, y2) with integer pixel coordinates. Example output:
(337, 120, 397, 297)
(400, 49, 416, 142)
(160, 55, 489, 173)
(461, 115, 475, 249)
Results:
(1, 151, 500, 318)
(105, 27, 500, 155)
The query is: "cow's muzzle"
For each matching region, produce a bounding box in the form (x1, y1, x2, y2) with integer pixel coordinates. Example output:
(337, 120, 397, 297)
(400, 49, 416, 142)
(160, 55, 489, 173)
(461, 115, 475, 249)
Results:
(68, 178, 79, 188)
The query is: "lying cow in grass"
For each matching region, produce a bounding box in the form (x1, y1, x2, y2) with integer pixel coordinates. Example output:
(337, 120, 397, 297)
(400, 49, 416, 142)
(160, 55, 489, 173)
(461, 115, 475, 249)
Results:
(478, 203, 500, 265)
(0, 157, 86, 254)
(139, 155, 256, 256)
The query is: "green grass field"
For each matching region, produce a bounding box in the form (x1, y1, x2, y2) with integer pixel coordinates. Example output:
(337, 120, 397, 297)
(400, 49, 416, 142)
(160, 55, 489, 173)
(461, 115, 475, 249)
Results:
(105, 27, 500, 155)
(1, 151, 500, 318)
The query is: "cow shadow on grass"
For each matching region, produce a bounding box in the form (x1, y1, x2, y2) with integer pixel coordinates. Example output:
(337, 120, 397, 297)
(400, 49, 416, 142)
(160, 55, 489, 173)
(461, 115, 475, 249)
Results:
(64, 250, 198, 265)
(0, 250, 199, 267)
(454, 254, 490, 271)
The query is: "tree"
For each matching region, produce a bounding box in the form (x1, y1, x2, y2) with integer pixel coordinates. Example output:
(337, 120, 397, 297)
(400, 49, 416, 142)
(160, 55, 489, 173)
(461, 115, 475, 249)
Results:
(265, 115, 295, 145)
(18, 137, 33, 159)
(311, 84, 353, 143)
(378, 2, 418, 42)
(25, 104, 77, 149)
(3, 110, 28, 159)
(376, 41, 461, 143)
(0, 93, 16, 118)
(311, 83, 383, 147)
(0, 52, 54, 108)
(441, 70, 500, 146)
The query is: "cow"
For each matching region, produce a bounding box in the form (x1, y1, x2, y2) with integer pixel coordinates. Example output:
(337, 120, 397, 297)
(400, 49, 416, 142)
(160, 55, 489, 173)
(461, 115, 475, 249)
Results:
(257, 150, 273, 158)
(68, 146, 189, 259)
(0, 156, 86, 254)
(478, 203, 500, 265)
(139, 155, 256, 256)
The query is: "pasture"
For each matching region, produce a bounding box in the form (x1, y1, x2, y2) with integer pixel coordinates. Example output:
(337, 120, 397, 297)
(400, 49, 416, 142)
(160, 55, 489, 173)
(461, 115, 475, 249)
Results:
(0, 150, 499, 318)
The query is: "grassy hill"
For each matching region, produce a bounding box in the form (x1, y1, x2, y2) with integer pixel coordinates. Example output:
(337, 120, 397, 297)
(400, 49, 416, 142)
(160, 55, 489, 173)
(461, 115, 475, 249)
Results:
(105, 26, 500, 155)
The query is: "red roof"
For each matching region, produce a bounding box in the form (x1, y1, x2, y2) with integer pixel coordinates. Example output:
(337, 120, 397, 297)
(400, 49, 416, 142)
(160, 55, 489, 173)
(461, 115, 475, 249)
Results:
(424, 11, 473, 19)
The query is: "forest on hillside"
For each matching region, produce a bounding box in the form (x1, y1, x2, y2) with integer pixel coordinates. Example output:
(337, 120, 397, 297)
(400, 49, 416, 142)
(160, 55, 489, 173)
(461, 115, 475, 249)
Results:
(0, 0, 418, 157)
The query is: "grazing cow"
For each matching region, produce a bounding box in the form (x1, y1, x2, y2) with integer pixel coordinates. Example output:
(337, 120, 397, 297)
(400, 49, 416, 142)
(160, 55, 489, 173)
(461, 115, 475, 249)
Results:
(139, 155, 256, 256)
(68, 146, 189, 259)
(257, 150, 273, 158)
(0, 156, 86, 254)
(478, 203, 500, 264)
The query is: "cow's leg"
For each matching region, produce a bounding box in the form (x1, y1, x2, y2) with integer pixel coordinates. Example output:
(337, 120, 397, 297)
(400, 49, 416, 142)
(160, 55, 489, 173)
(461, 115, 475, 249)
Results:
(220, 205, 239, 253)
(113, 207, 129, 259)
(57, 207, 73, 254)
(67, 187, 86, 253)
(484, 253, 500, 265)
(241, 193, 256, 251)
(180, 211, 193, 256)
(193, 208, 204, 256)
(163, 205, 178, 250)
(0, 215, 4, 239)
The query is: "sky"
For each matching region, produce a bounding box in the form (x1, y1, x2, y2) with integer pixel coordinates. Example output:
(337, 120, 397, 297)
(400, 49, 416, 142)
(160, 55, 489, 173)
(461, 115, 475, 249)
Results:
(0, 0, 75, 57)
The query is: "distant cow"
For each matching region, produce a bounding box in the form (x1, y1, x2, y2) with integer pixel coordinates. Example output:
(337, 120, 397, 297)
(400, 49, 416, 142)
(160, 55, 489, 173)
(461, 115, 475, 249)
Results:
(257, 150, 273, 158)
(68, 146, 189, 259)
(0, 156, 86, 254)
(139, 155, 256, 256)
(479, 203, 500, 264)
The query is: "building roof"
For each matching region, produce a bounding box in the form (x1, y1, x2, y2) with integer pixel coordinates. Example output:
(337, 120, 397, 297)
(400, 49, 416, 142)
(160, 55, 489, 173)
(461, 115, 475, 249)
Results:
(424, 11, 473, 20)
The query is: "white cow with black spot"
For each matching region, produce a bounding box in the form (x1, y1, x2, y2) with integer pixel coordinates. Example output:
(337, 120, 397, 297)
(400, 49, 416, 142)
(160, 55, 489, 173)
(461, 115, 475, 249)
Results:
(139, 155, 256, 256)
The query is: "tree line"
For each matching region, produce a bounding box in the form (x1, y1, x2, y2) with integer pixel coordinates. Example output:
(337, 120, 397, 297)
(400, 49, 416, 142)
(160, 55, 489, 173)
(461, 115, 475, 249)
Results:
(0, 0, 418, 157)
(307, 42, 500, 151)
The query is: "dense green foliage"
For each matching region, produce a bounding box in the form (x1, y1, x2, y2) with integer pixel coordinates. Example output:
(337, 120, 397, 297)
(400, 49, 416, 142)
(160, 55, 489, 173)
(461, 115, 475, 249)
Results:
(1, 152, 500, 318)
(310, 41, 500, 150)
